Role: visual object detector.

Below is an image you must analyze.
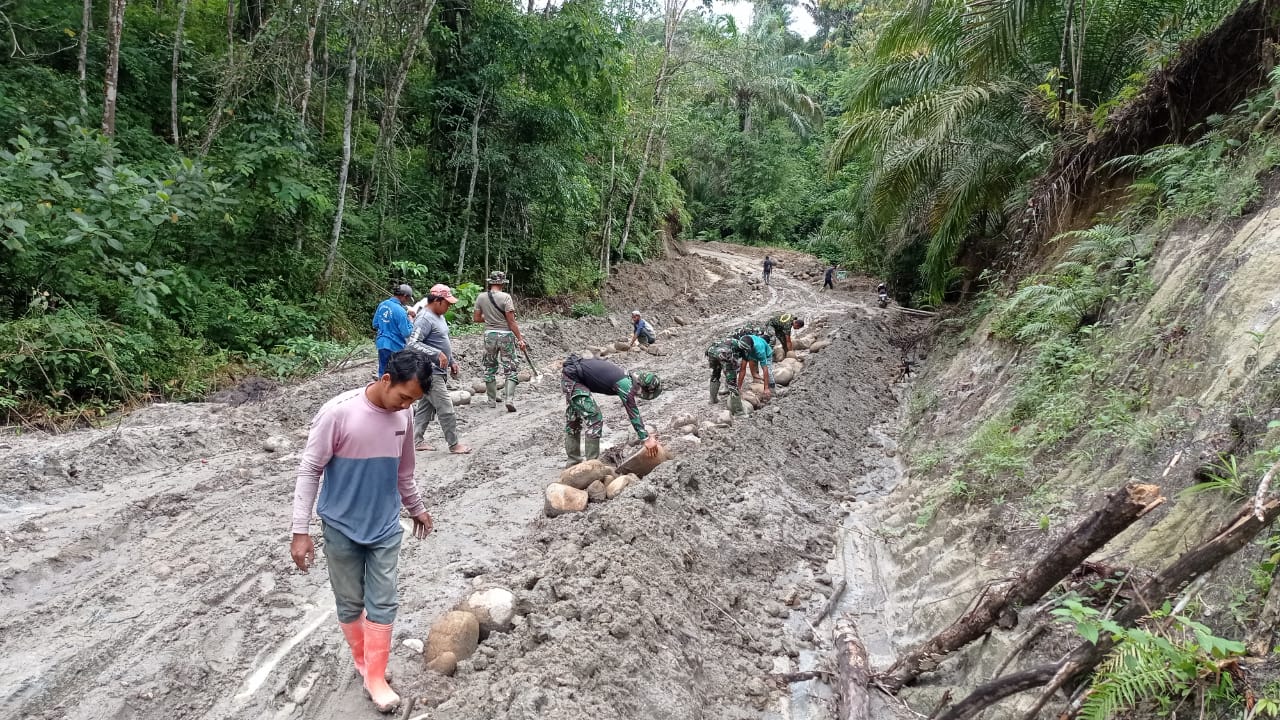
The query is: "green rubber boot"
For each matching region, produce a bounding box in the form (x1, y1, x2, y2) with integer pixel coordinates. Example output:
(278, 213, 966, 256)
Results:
(564, 433, 583, 467)
(485, 380, 499, 407)
(729, 394, 745, 415)
(503, 379, 518, 412)
(709, 379, 721, 404)
(584, 436, 601, 461)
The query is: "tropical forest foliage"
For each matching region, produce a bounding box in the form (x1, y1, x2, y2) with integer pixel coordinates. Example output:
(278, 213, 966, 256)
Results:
(0, 0, 1266, 419)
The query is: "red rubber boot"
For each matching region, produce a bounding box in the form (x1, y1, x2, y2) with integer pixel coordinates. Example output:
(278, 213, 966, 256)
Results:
(361, 618, 401, 713)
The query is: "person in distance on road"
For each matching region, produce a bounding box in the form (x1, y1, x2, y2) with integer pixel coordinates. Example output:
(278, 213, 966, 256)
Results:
(406, 284, 472, 454)
(290, 350, 435, 714)
(372, 284, 414, 377)
(822, 264, 836, 291)
(762, 255, 775, 284)
(561, 354, 663, 466)
(473, 271, 528, 412)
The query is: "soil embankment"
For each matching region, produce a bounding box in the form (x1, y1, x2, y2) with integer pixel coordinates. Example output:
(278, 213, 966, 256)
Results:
(0, 245, 914, 719)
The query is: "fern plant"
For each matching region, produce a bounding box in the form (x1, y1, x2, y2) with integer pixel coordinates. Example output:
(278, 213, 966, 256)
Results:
(1059, 604, 1247, 720)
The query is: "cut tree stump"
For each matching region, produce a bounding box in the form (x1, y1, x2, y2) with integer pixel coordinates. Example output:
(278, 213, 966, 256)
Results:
(834, 615, 871, 720)
(935, 496, 1280, 720)
(877, 482, 1162, 692)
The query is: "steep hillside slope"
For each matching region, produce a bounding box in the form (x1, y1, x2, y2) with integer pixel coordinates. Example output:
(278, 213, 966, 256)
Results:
(867, 178, 1280, 716)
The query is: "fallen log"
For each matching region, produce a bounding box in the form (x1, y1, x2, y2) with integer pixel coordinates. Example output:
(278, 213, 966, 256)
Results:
(835, 615, 872, 720)
(935, 497, 1280, 720)
(878, 482, 1163, 692)
(812, 579, 848, 626)
(933, 666, 1059, 720)
(771, 669, 831, 684)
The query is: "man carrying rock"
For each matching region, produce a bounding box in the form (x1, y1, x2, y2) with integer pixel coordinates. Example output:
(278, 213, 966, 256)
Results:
(473, 271, 527, 412)
(734, 334, 775, 404)
(561, 354, 663, 466)
(290, 350, 436, 714)
(706, 337, 744, 415)
(373, 284, 414, 377)
(629, 310, 657, 349)
(406, 284, 472, 454)
(767, 313, 804, 354)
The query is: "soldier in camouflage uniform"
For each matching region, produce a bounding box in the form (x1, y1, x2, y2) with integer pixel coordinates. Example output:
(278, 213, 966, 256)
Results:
(560, 354, 663, 466)
(766, 313, 804, 354)
(706, 338, 744, 414)
(473, 271, 527, 412)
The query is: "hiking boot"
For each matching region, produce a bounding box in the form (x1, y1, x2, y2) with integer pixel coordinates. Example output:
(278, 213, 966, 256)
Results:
(709, 379, 721, 404)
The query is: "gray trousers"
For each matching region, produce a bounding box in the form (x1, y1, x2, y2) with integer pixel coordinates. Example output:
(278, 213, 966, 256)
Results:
(413, 373, 459, 447)
(323, 523, 402, 624)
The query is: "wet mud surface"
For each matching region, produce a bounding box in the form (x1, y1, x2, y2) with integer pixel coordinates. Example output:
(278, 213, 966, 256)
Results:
(0, 244, 911, 720)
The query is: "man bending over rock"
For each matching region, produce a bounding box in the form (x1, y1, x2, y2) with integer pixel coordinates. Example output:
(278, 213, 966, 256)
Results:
(561, 354, 663, 466)
(734, 335, 775, 404)
(290, 350, 436, 714)
(767, 313, 804, 355)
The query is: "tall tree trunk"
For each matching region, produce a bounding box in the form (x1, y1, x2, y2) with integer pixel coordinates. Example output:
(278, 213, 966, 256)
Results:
(298, 0, 323, 127)
(101, 0, 128, 137)
(78, 0, 92, 118)
(600, 143, 617, 276)
(226, 0, 235, 53)
(615, 0, 686, 270)
(321, 17, 361, 286)
(618, 124, 657, 264)
(454, 92, 485, 283)
(377, 0, 434, 157)
(482, 173, 493, 279)
(170, 0, 189, 144)
(318, 15, 329, 139)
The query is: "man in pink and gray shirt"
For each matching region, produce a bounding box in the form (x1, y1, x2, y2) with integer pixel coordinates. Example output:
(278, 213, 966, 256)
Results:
(290, 350, 435, 714)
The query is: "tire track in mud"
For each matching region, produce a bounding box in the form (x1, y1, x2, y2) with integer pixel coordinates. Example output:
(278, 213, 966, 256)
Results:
(0, 245, 901, 720)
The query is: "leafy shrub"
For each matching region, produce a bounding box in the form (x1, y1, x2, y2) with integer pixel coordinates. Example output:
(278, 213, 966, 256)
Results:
(570, 300, 607, 318)
(0, 307, 219, 419)
(250, 336, 360, 379)
(446, 283, 482, 324)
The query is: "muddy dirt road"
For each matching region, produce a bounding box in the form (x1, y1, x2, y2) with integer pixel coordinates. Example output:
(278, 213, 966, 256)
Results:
(0, 244, 910, 720)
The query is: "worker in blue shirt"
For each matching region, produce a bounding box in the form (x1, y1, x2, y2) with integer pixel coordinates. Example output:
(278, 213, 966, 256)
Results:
(734, 334, 775, 402)
(373, 284, 415, 376)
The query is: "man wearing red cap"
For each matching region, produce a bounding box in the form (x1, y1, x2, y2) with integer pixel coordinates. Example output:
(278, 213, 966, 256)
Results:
(406, 284, 472, 454)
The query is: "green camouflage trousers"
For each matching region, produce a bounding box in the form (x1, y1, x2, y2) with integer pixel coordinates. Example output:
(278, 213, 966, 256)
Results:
(483, 331, 520, 383)
(562, 380, 605, 439)
(706, 340, 740, 396)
